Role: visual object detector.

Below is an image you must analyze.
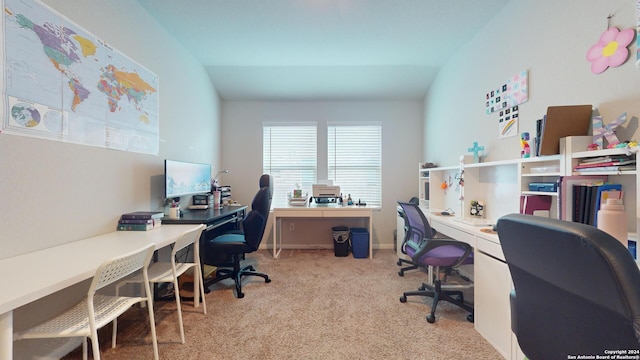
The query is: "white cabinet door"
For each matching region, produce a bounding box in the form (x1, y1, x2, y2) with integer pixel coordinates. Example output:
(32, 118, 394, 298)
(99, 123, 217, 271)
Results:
(475, 249, 511, 359)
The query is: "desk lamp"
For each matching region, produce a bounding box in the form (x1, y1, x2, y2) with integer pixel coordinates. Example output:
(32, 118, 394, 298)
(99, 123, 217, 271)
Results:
(212, 169, 229, 190)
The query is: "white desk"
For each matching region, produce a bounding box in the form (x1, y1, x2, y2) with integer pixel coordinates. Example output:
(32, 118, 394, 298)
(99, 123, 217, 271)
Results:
(0, 224, 202, 360)
(425, 209, 516, 360)
(272, 205, 373, 258)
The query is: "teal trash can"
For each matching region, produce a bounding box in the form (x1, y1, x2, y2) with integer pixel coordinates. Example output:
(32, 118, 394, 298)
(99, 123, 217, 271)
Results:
(350, 227, 369, 258)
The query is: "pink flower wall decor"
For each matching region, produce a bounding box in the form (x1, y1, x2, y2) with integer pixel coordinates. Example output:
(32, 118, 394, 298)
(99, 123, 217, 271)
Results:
(586, 27, 635, 74)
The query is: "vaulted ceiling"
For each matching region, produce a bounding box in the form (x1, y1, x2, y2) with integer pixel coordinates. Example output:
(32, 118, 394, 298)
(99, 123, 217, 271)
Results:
(137, 0, 510, 101)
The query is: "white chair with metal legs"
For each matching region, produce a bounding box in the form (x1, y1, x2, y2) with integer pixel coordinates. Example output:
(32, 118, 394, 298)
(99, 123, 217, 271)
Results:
(117, 224, 206, 344)
(14, 244, 158, 360)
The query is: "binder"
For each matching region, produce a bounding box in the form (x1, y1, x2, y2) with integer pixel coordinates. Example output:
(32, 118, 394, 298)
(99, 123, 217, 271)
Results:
(539, 105, 593, 155)
(520, 195, 552, 217)
(558, 175, 608, 221)
(593, 184, 623, 227)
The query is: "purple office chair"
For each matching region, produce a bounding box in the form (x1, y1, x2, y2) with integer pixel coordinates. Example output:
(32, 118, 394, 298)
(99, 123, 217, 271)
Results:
(397, 197, 423, 276)
(397, 201, 474, 323)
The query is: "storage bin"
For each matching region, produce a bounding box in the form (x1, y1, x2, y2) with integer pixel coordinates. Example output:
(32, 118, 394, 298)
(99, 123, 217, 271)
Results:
(350, 227, 369, 258)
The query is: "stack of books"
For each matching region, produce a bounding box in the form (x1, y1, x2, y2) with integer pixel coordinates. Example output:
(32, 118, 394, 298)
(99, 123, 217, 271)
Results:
(117, 211, 164, 231)
(573, 155, 636, 173)
(288, 194, 309, 207)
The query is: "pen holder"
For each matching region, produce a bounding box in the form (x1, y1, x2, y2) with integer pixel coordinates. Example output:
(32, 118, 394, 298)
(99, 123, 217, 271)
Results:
(169, 207, 180, 219)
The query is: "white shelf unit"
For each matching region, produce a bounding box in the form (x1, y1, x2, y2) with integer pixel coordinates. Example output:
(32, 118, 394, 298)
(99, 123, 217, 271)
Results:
(570, 146, 638, 239)
(421, 164, 460, 214)
(518, 155, 562, 219)
(418, 138, 639, 360)
(418, 164, 431, 208)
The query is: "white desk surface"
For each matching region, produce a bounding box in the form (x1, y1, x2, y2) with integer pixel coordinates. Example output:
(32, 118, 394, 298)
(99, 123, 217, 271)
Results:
(425, 209, 504, 260)
(272, 205, 374, 258)
(0, 224, 201, 360)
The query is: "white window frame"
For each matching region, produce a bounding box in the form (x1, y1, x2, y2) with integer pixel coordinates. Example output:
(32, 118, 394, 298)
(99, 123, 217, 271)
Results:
(327, 123, 382, 207)
(263, 123, 317, 208)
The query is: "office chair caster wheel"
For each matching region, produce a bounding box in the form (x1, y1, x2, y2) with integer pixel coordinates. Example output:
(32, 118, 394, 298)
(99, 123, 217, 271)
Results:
(399, 295, 407, 303)
(398, 270, 404, 276)
(265, 278, 272, 283)
(467, 314, 474, 323)
(237, 292, 245, 299)
(426, 314, 436, 323)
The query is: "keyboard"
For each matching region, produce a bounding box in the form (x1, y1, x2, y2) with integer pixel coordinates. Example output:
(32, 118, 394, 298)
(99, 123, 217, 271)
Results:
(188, 205, 209, 210)
(452, 217, 493, 227)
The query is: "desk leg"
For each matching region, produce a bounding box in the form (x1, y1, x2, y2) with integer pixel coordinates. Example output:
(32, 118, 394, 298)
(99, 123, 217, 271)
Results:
(273, 216, 282, 258)
(368, 214, 373, 259)
(0, 311, 12, 360)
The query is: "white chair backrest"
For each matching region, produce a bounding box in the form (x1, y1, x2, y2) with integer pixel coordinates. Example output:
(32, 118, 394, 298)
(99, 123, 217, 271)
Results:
(91, 244, 155, 292)
(172, 224, 206, 261)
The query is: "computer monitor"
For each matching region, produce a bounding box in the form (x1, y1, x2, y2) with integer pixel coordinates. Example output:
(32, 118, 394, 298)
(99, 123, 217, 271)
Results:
(164, 159, 211, 199)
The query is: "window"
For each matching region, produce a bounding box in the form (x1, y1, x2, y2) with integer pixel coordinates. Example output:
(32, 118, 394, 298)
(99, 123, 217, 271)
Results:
(263, 124, 317, 207)
(328, 125, 382, 207)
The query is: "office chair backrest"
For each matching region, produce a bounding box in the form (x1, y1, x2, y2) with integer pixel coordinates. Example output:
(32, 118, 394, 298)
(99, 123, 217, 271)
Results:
(497, 213, 640, 358)
(251, 175, 272, 218)
(249, 186, 271, 235)
(243, 210, 267, 252)
(397, 201, 436, 257)
(259, 174, 273, 200)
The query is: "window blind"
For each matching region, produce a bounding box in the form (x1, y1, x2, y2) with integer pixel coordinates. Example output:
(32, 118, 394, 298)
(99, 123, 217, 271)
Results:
(263, 125, 317, 208)
(328, 125, 382, 207)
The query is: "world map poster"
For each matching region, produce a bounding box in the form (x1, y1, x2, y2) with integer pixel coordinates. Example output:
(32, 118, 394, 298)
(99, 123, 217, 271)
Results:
(1, 0, 159, 154)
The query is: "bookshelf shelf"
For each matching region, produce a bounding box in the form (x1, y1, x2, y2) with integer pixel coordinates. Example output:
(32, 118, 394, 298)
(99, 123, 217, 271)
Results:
(522, 191, 558, 196)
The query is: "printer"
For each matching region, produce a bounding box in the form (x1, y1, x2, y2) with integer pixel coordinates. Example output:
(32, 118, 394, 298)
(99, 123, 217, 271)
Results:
(312, 184, 341, 204)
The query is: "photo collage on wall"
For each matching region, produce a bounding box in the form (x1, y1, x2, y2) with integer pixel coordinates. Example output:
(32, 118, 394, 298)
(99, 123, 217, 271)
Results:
(485, 70, 528, 139)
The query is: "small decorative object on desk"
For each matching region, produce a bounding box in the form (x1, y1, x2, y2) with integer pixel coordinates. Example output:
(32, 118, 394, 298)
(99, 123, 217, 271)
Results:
(469, 201, 484, 218)
(467, 141, 484, 163)
(521, 132, 531, 158)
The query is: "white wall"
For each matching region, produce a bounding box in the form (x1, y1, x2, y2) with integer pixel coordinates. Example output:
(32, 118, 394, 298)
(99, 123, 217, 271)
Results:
(0, 0, 222, 260)
(2, 1, 222, 357)
(221, 101, 423, 250)
(424, 0, 640, 166)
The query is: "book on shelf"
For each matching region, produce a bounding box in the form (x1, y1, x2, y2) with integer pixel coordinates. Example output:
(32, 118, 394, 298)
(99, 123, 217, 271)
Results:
(118, 218, 155, 224)
(593, 185, 623, 227)
(120, 211, 164, 220)
(520, 194, 552, 217)
(117, 222, 154, 231)
(570, 182, 622, 226)
(577, 155, 633, 165)
(558, 175, 608, 221)
(574, 158, 635, 170)
(574, 165, 636, 172)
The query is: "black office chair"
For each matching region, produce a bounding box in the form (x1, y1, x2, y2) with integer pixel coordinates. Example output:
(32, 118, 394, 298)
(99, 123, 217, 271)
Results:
(203, 184, 272, 298)
(397, 197, 424, 276)
(398, 201, 474, 323)
(497, 213, 640, 359)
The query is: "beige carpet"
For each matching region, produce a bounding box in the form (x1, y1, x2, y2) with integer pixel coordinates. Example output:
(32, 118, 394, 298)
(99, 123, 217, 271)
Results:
(62, 249, 501, 359)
